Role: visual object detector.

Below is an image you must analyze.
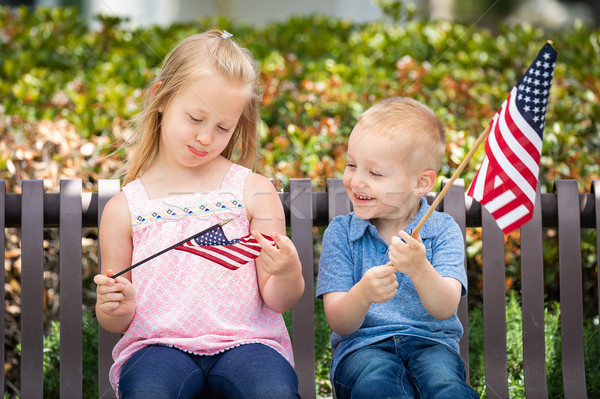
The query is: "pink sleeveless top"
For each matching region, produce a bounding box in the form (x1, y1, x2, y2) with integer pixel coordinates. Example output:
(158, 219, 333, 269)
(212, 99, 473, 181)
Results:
(109, 163, 294, 394)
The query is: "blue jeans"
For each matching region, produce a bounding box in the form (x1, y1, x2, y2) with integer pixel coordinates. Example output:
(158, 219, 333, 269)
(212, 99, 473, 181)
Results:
(333, 336, 478, 399)
(119, 343, 299, 399)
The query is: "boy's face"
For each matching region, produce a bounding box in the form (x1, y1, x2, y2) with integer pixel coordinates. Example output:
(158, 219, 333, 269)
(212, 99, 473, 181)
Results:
(343, 124, 421, 222)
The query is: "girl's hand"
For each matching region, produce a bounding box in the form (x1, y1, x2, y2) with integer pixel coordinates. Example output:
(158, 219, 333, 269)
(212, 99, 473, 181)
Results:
(357, 264, 398, 304)
(94, 269, 136, 318)
(389, 230, 428, 277)
(251, 231, 301, 277)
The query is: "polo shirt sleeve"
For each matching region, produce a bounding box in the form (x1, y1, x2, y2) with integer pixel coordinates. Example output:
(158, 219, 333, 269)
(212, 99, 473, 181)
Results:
(316, 215, 355, 300)
(430, 214, 468, 296)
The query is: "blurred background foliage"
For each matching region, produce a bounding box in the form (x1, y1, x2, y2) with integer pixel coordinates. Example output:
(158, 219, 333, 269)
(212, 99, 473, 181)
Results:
(1, 3, 599, 398)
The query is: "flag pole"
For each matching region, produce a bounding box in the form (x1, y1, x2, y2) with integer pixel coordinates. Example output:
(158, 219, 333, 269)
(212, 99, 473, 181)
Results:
(110, 218, 233, 279)
(411, 125, 491, 238)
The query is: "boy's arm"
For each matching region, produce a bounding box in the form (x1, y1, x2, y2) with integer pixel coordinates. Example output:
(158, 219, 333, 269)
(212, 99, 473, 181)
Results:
(323, 264, 398, 335)
(389, 231, 462, 319)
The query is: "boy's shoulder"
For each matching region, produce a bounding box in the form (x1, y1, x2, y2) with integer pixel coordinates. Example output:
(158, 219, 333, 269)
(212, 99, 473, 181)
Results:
(418, 208, 462, 243)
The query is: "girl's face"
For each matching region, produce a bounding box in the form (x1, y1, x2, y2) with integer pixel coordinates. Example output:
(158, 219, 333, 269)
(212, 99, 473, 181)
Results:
(342, 123, 421, 223)
(158, 72, 248, 169)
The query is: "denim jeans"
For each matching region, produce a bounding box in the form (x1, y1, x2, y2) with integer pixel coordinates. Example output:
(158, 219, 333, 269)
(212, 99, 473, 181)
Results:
(333, 335, 478, 399)
(119, 343, 299, 399)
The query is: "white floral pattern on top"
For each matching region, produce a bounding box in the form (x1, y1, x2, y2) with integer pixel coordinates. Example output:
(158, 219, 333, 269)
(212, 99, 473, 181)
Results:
(108, 163, 293, 395)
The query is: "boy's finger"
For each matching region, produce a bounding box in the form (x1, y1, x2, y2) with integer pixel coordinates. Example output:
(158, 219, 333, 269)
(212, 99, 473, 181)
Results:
(381, 265, 399, 275)
(398, 231, 420, 248)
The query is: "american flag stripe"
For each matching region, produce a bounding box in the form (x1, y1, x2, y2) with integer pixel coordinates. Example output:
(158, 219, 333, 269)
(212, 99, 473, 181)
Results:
(175, 228, 275, 270)
(486, 95, 538, 202)
(181, 241, 260, 262)
(499, 94, 541, 177)
(467, 42, 556, 234)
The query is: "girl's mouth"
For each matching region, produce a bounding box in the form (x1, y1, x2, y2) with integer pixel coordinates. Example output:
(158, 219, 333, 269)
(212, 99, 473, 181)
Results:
(189, 146, 208, 157)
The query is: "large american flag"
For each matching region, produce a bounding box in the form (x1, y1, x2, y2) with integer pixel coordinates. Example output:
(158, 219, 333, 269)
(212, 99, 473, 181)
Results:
(466, 42, 557, 234)
(175, 226, 275, 270)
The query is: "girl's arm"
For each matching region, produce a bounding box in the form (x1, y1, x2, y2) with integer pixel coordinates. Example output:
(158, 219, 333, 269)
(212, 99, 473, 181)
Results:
(244, 173, 304, 313)
(93, 192, 137, 333)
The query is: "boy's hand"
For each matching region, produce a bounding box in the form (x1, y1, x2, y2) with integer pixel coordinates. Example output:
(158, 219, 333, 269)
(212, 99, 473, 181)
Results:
(94, 269, 136, 317)
(358, 264, 398, 303)
(389, 230, 428, 277)
(252, 231, 301, 277)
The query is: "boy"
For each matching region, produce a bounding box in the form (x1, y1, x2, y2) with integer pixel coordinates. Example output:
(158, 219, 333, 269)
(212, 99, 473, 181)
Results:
(316, 97, 478, 398)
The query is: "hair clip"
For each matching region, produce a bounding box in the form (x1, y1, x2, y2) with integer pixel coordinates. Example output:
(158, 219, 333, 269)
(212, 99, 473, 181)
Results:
(221, 30, 233, 39)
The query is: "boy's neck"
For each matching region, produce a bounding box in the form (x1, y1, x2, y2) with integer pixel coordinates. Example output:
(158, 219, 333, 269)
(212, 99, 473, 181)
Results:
(371, 199, 422, 244)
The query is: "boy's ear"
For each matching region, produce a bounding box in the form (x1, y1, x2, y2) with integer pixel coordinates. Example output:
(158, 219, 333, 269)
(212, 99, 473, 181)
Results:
(413, 169, 437, 196)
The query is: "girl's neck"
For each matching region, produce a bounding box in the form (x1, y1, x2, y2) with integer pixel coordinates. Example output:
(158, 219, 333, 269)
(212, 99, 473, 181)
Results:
(141, 156, 232, 200)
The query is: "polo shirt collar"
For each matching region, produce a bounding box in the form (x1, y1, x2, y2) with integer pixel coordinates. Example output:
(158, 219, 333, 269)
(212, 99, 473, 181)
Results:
(348, 197, 434, 242)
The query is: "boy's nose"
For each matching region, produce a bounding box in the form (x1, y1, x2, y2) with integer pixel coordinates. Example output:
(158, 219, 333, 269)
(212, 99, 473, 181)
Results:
(351, 173, 366, 189)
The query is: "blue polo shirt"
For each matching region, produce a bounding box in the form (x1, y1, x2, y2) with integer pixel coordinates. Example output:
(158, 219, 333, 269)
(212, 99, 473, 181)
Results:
(316, 197, 467, 377)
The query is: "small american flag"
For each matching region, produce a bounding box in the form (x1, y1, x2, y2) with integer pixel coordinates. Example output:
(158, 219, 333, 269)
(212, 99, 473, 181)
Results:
(467, 42, 557, 234)
(175, 226, 275, 270)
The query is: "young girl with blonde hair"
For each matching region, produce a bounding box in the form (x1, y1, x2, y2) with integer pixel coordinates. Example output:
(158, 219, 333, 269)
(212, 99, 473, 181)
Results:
(94, 30, 304, 398)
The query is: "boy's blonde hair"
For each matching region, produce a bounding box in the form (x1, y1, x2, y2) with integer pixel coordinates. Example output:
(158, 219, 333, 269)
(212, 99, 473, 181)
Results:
(122, 30, 261, 184)
(357, 97, 446, 173)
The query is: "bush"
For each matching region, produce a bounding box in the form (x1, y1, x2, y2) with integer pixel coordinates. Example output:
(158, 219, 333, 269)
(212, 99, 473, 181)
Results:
(1, 5, 599, 398)
(468, 292, 600, 398)
(16, 310, 98, 397)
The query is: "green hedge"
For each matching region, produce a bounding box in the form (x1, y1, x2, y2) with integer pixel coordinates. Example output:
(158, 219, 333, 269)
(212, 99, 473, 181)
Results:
(1, 6, 598, 191)
(2, 5, 599, 398)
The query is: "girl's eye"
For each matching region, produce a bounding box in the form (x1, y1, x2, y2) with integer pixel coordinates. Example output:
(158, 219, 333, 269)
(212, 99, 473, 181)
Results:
(188, 114, 201, 123)
(370, 171, 382, 177)
(217, 126, 230, 132)
(345, 163, 356, 169)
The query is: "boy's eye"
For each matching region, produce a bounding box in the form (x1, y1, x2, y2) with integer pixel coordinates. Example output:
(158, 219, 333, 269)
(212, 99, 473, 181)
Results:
(370, 171, 382, 177)
(345, 163, 356, 169)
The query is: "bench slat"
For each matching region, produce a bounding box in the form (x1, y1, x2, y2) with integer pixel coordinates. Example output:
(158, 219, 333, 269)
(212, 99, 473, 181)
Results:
(21, 180, 45, 398)
(555, 180, 587, 398)
(482, 208, 510, 399)
(0, 180, 5, 392)
(441, 179, 471, 381)
(97, 179, 122, 399)
(327, 179, 352, 220)
(59, 179, 84, 397)
(593, 181, 600, 347)
(520, 185, 548, 398)
(290, 179, 316, 399)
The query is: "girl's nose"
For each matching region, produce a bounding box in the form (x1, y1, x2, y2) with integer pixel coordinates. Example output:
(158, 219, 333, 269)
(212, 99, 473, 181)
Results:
(195, 127, 212, 145)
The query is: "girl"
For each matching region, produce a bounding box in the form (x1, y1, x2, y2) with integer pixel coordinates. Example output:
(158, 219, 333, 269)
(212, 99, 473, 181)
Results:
(94, 30, 304, 398)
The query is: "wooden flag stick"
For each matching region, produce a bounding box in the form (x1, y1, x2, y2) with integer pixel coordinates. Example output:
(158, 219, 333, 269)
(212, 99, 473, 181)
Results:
(411, 125, 491, 238)
(111, 218, 233, 279)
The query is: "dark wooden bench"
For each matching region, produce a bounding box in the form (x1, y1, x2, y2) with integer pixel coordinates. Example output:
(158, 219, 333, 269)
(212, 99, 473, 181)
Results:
(1, 178, 599, 398)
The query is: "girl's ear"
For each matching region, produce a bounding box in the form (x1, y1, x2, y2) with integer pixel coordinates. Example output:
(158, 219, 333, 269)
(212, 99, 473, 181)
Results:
(413, 169, 437, 196)
(150, 80, 163, 98)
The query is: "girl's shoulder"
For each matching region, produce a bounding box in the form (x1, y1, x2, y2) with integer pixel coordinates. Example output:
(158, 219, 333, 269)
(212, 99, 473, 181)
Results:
(242, 171, 280, 219)
(99, 190, 131, 228)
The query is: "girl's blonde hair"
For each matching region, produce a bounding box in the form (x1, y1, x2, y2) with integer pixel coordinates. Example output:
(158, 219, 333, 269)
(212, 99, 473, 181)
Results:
(122, 30, 261, 185)
(357, 97, 446, 174)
